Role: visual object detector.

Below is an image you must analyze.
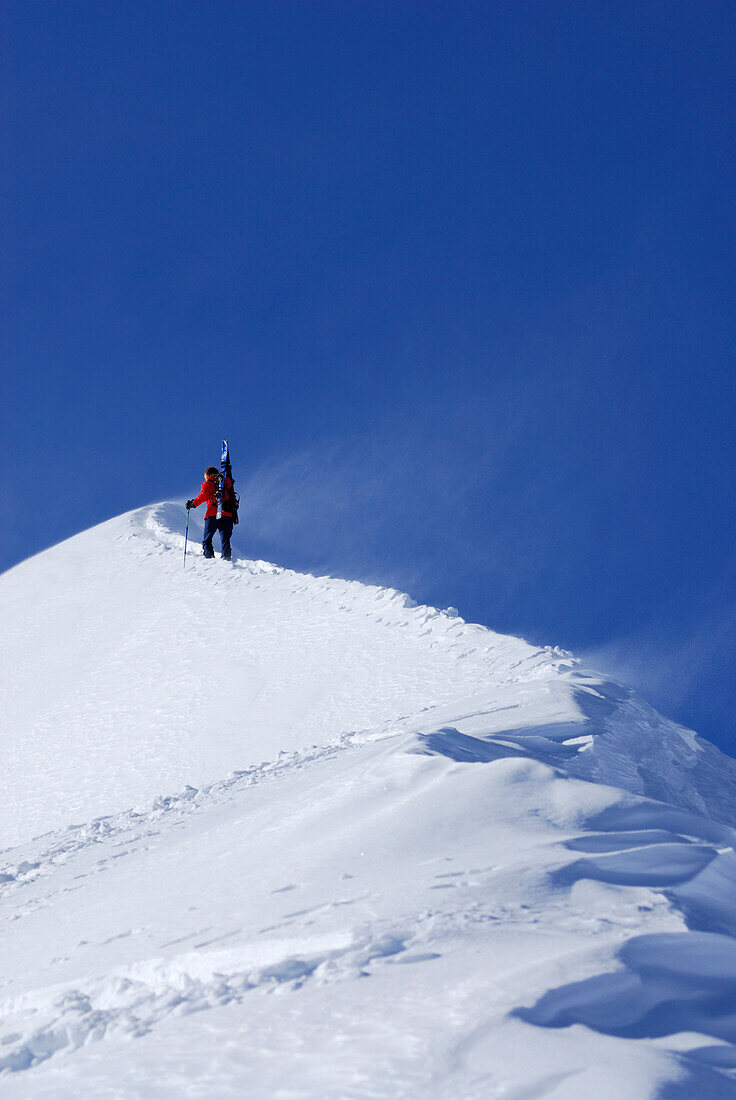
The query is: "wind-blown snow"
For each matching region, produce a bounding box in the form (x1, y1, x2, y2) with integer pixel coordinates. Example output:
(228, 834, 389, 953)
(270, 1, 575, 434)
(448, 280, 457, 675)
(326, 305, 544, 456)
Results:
(2, 503, 736, 1097)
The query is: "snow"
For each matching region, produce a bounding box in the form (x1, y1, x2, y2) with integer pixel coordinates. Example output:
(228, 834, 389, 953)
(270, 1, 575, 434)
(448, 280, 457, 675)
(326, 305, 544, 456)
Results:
(2, 502, 736, 1096)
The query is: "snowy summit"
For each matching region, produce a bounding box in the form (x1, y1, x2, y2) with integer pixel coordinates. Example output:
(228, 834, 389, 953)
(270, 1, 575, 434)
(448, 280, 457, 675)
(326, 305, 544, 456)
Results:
(3, 503, 736, 1098)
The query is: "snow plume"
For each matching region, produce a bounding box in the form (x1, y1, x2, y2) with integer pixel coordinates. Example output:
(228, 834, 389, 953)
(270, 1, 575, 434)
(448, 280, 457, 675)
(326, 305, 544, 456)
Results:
(236, 402, 525, 600)
(584, 596, 736, 731)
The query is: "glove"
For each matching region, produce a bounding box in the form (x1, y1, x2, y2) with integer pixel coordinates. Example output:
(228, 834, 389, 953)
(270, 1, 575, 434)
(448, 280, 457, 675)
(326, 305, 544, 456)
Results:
(186, 500, 193, 510)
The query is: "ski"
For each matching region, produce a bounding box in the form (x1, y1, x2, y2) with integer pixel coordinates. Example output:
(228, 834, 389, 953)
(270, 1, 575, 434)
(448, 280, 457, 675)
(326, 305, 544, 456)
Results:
(216, 439, 229, 520)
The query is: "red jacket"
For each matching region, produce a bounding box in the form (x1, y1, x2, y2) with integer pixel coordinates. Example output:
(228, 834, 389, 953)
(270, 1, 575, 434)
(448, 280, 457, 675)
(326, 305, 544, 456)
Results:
(191, 476, 234, 519)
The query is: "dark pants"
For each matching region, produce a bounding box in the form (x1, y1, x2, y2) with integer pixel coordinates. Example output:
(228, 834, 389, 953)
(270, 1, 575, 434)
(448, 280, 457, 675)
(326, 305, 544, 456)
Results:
(219, 517, 233, 561)
(203, 516, 233, 560)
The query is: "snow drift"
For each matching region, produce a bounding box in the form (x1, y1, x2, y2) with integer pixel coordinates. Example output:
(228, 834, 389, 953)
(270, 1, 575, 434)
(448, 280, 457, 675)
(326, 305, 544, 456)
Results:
(2, 503, 736, 1097)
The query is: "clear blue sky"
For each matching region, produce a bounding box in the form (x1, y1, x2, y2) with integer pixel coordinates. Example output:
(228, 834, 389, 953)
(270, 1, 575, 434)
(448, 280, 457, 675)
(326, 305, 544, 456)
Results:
(3, 2, 736, 752)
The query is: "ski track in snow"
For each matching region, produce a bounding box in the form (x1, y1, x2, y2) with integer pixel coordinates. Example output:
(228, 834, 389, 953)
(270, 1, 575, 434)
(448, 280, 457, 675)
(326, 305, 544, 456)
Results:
(0, 734, 363, 899)
(3, 502, 736, 1096)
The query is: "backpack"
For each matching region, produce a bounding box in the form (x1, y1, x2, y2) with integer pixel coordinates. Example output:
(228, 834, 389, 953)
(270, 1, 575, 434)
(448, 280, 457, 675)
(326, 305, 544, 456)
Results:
(221, 476, 240, 524)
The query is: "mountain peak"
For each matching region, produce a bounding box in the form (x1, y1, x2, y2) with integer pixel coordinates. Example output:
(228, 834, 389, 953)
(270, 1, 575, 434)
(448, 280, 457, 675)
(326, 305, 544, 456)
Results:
(2, 503, 736, 1096)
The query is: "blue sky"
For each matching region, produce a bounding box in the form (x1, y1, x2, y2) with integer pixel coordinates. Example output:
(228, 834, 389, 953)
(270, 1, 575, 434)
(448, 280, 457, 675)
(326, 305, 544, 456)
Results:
(3, 2, 736, 752)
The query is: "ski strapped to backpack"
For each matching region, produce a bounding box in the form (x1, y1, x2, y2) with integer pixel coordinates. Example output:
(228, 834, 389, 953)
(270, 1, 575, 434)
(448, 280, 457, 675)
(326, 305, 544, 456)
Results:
(217, 439, 240, 524)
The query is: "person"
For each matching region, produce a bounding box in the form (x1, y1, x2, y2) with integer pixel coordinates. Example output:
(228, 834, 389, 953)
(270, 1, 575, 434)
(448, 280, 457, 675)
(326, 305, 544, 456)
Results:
(186, 466, 235, 561)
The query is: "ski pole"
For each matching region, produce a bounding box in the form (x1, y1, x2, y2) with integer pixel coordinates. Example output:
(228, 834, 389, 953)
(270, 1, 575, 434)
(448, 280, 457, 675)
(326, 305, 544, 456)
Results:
(184, 507, 190, 568)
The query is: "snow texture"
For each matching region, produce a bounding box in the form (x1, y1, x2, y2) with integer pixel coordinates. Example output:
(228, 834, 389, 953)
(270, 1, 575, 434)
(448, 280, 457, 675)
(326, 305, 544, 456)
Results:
(2, 502, 736, 1097)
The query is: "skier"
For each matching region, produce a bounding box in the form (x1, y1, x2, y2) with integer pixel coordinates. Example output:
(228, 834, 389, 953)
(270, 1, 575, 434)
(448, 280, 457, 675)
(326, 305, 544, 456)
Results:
(186, 466, 235, 561)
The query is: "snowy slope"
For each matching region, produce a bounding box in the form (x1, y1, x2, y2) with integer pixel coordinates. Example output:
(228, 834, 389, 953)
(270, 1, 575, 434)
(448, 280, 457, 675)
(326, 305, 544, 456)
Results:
(3, 503, 736, 1097)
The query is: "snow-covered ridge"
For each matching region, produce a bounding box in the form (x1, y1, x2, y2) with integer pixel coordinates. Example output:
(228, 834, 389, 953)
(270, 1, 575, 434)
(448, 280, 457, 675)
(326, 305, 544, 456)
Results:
(152, 504, 736, 824)
(3, 502, 736, 1096)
